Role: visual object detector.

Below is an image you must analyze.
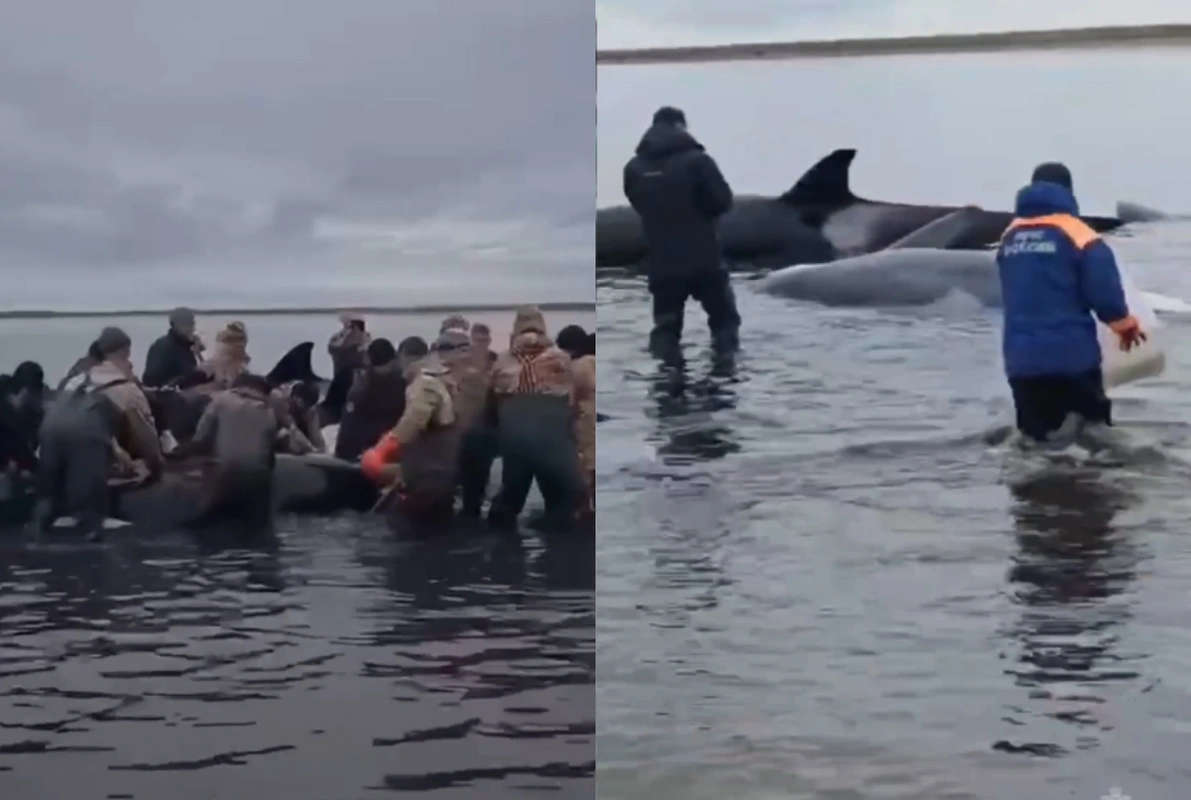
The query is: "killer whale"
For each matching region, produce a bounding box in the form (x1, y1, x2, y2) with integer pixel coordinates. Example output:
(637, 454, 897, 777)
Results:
(757, 247, 1003, 308)
(596, 148, 1126, 273)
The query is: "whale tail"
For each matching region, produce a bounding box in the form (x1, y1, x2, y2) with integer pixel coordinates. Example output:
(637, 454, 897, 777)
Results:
(779, 148, 857, 207)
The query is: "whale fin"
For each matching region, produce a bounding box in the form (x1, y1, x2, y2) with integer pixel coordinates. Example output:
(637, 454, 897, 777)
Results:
(1116, 200, 1171, 224)
(267, 342, 323, 386)
(885, 206, 985, 250)
(779, 148, 857, 207)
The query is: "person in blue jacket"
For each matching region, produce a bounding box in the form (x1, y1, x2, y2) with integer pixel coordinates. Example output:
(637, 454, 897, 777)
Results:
(996, 162, 1148, 444)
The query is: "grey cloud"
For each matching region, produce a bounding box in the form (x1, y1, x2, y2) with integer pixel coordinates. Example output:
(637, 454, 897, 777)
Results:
(0, 0, 594, 308)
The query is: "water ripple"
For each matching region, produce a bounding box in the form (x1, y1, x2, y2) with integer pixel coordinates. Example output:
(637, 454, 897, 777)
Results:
(597, 222, 1191, 799)
(0, 515, 593, 798)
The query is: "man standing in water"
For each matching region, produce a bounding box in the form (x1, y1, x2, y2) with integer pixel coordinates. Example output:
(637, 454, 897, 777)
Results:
(623, 106, 741, 359)
(996, 162, 1148, 445)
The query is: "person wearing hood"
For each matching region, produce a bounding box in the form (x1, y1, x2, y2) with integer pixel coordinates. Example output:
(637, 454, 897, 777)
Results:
(623, 106, 741, 358)
(361, 333, 464, 532)
(168, 372, 281, 531)
(328, 312, 371, 375)
(143, 307, 203, 387)
(996, 162, 1147, 445)
(487, 306, 581, 531)
(335, 337, 408, 461)
(197, 321, 251, 389)
(36, 327, 163, 538)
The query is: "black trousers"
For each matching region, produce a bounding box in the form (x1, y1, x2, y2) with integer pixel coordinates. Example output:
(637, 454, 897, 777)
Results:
(1008, 369, 1111, 442)
(457, 426, 498, 515)
(649, 269, 741, 352)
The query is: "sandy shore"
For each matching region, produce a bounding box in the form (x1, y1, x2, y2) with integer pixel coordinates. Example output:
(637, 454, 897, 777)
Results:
(597, 23, 1191, 65)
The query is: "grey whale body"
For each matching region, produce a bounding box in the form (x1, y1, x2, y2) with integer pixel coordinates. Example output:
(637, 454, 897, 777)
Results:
(758, 248, 1003, 308)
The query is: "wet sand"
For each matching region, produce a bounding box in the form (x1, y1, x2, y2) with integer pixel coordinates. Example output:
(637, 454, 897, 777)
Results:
(597, 23, 1191, 65)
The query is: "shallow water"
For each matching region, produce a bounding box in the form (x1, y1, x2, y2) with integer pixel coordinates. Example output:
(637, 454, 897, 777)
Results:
(0, 521, 593, 798)
(0, 309, 595, 798)
(597, 50, 1191, 800)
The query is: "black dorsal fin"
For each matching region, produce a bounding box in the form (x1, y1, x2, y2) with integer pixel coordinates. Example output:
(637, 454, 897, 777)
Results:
(780, 148, 857, 207)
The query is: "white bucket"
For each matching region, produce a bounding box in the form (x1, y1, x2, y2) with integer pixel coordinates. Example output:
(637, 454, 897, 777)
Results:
(1099, 268, 1165, 389)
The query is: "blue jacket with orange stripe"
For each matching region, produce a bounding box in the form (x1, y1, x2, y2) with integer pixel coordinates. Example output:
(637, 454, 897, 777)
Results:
(995, 180, 1129, 378)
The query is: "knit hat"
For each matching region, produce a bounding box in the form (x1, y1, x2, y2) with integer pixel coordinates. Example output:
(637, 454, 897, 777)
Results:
(1031, 162, 1073, 192)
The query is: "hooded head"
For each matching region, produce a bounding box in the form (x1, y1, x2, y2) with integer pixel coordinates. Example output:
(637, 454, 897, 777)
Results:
(1031, 162, 1073, 192)
(652, 105, 686, 130)
(510, 305, 551, 353)
(1016, 161, 1079, 218)
(440, 314, 470, 334)
(97, 326, 133, 363)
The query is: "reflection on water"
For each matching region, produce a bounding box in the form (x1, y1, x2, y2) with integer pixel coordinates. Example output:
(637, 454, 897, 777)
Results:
(997, 470, 1143, 757)
(647, 358, 744, 466)
(0, 518, 593, 797)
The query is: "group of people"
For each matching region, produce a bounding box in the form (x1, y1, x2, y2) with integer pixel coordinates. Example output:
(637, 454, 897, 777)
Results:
(626, 105, 1149, 446)
(0, 304, 596, 539)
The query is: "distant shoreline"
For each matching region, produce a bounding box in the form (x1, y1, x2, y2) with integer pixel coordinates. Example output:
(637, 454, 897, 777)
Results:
(0, 302, 595, 321)
(596, 23, 1191, 65)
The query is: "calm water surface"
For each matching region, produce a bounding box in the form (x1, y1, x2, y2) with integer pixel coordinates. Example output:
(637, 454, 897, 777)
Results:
(0, 309, 595, 799)
(598, 51, 1191, 800)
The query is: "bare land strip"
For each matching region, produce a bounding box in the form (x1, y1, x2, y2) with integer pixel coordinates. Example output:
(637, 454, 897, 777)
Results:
(597, 24, 1191, 65)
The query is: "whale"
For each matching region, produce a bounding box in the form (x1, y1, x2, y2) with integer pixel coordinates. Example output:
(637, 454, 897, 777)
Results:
(757, 247, 1003, 308)
(597, 148, 1126, 273)
(1, 452, 379, 535)
(1115, 200, 1184, 224)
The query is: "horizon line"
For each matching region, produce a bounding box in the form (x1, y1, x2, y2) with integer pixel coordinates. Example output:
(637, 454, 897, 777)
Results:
(597, 23, 1191, 65)
(0, 302, 596, 321)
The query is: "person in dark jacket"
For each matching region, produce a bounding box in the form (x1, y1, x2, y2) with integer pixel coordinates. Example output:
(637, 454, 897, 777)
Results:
(623, 106, 741, 358)
(143, 307, 201, 387)
(335, 337, 408, 461)
(996, 162, 1147, 445)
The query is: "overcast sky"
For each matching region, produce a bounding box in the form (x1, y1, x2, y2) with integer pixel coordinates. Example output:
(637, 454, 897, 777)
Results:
(598, 0, 1191, 48)
(0, 0, 592, 311)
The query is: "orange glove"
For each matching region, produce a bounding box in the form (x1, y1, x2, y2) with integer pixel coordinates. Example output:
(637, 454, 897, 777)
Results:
(361, 433, 401, 483)
(1108, 315, 1148, 352)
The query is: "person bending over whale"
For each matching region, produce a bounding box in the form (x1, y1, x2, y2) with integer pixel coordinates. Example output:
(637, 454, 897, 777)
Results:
(361, 334, 464, 534)
(997, 162, 1147, 446)
(143, 307, 203, 388)
(58, 340, 104, 391)
(335, 337, 408, 462)
(623, 106, 741, 359)
(36, 327, 163, 539)
(271, 379, 325, 454)
(487, 306, 582, 532)
(168, 372, 280, 531)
